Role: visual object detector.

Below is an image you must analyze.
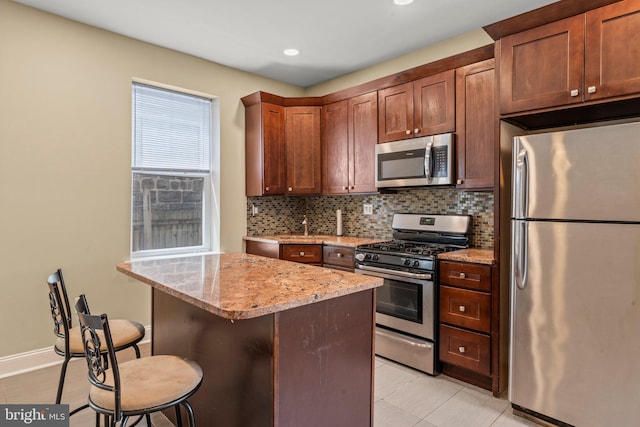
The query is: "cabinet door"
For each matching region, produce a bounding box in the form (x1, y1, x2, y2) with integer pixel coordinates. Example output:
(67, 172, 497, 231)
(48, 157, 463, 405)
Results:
(349, 92, 378, 193)
(286, 106, 321, 195)
(322, 100, 349, 194)
(378, 82, 413, 143)
(245, 102, 285, 196)
(585, 0, 640, 101)
(499, 15, 585, 114)
(413, 70, 455, 136)
(456, 60, 495, 190)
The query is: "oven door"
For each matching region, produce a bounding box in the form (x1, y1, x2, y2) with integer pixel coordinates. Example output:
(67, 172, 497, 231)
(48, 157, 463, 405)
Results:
(356, 267, 434, 340)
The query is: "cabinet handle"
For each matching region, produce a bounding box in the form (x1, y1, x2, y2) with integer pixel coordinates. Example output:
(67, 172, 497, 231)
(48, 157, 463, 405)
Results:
(570, 89, 579, 97)
(459, 305, 466, 313)
(405, 130, 411, 135)
(414, 128, 419, 134)
(456, 179, 463, 185)
(299, 251, 305, 256)
(459, 272, 466, 279)
(458, 346, 466, 354)
(351, 186, 355, 190)
(265, 187, 270, 192)
(587, 86, 597, 94)
(336, 253, 343, 258)
(344, 186, 349, 190)
(288, 187, 293, 192)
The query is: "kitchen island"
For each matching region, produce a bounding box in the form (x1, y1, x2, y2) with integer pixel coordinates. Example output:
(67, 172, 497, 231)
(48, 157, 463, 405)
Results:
(116, 253, 382, 427)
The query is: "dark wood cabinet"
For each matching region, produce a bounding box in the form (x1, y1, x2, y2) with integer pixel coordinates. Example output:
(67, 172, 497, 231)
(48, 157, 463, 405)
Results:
(439, 260, 498, 394)
(455, 59, 495, 190)
(245, 102, 286, 196)
(378, 70, 455, 143)
(322, 245, 355, 271)
(286, 106, 322, 195)
(584, 0, 640, 101)
(500, 0, 640, 114)
(322, 92, 378, 194)
(280, 244, 323, 265)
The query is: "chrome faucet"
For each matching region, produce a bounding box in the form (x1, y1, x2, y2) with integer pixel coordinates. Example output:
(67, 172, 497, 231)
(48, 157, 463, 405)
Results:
(302, 215, 309, 236)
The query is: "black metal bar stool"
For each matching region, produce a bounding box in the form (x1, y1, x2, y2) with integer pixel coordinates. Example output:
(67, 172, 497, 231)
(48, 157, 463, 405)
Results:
(75, 295, 203, 427)
(46, 269, 145, 415)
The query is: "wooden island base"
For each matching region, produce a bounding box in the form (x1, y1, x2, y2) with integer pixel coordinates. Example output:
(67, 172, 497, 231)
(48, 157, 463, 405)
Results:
(153, 288, 375, 427)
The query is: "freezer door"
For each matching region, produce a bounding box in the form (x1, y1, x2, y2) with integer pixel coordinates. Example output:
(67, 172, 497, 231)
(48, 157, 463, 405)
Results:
(512, 121, 640, 221)
(509, 220, 640, 427)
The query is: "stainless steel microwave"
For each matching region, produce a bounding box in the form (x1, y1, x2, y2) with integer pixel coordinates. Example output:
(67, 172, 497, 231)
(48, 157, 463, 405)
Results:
(375, 134, 454, 188)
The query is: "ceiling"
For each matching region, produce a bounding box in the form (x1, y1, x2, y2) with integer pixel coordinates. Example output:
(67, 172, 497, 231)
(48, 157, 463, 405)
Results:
(14, 0, 558, 87)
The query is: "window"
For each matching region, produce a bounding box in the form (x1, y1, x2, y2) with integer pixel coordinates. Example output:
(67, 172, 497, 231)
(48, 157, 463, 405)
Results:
(131, 82, 219, 257)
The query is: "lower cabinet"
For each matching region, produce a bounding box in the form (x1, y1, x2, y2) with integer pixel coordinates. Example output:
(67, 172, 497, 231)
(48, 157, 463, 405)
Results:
(280, 244, 323, 266)
(438, 260, 499, 394)
(322, 246, 355, 271)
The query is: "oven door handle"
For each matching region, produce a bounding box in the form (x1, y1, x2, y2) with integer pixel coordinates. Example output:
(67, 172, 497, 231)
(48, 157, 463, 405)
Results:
(355, 265, 433, 282)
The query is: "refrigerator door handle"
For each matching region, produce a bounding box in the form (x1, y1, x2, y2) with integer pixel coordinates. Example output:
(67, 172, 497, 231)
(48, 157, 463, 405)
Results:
(515, 221, 529, 290)
(514, 147, 529, 218)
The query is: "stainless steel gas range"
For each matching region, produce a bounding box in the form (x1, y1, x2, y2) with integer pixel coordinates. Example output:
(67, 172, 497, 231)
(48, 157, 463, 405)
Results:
(355, 213, 471, 374)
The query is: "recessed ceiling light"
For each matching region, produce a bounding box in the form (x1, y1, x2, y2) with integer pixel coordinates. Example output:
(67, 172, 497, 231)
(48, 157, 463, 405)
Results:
(283, 49, 300, 56)
(394, 0, 414, 5)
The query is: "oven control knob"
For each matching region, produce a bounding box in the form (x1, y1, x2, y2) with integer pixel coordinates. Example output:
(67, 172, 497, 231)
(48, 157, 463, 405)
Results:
(403, 259, 411, 266)
(355, 253, 365, 262)
(372, 254, 379, 261)
(412, 260, 419, 267)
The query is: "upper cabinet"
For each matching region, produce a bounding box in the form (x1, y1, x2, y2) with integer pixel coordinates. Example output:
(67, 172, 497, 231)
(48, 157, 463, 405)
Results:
(455, 59, 495, 190)
(245, 102, 286, 196)
(378, 70, 455, 143)
(285, 106, 322, 195)
(322, 92, 378, 194)
(499, 0, 640, 114)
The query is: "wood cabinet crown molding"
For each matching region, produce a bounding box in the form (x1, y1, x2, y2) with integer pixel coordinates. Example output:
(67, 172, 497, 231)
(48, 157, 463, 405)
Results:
(483, 0, 623, 40)
(242, 44, 494, 108)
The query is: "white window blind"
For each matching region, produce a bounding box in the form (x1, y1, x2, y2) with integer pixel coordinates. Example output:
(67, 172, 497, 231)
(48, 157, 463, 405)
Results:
(132, 83, 211, 172)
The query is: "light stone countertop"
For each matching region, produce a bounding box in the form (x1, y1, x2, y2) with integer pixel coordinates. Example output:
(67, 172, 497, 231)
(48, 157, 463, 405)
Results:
(117, 253, 383, 320)
(437, 248, 495, 265)
(243, 235, 387, 247)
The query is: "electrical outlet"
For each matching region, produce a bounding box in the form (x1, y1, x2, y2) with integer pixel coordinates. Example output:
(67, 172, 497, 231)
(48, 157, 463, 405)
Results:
(363, 204, 373, 215)
(251, 205, 259, 216)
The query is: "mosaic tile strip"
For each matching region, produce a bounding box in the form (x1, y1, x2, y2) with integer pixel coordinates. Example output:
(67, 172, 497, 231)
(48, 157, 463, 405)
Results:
(247, 188, 494, 249)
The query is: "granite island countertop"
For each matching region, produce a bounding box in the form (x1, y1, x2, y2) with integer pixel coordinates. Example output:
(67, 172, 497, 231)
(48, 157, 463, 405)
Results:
(437, 248, 495, 265)
(243, 234, 386, 247)
(117, 253, 383, 320)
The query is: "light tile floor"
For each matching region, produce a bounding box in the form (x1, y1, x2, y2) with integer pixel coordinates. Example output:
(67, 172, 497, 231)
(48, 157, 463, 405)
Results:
(1, 345, 539, 426)
(374, 357, 540, 427)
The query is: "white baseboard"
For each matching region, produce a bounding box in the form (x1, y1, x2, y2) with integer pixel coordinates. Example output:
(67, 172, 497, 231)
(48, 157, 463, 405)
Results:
(0, 325, 151, 379)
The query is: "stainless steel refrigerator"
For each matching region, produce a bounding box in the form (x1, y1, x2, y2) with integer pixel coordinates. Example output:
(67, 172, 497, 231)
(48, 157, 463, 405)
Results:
(510, 121, 640, 427)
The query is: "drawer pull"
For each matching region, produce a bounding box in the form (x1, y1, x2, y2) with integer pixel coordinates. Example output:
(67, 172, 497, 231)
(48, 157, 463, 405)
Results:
(405, 129, 411, 135)
(459, 272, 466, 279)
(299, 251, 305, 256)
(336, 253, 343, 258)
(458, 346, 466, 354)
(459, 305, 466, 313)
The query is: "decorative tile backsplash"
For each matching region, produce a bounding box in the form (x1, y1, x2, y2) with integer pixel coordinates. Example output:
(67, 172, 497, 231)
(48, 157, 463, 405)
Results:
(247, 187, 494, 248)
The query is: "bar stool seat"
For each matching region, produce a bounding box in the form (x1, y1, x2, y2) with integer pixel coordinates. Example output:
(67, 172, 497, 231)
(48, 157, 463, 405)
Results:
(55, 320, 144, 356)
(89, 355, 202, 412)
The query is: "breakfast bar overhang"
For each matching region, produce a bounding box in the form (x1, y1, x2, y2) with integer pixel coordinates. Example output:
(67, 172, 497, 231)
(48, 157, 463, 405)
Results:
(117, 253, 383, 427)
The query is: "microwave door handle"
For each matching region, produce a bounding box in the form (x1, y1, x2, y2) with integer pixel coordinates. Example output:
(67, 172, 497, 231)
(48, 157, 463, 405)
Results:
(424, 139, 434, 181)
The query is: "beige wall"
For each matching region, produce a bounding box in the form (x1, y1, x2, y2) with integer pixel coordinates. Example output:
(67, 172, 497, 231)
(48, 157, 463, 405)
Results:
(0, 0, 302, 357)
(0, 0, 491, 358)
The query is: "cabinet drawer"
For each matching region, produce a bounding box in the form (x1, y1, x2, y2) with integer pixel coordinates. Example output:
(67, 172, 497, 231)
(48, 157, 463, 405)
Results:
(440, 261, 491, 292)
(440, 286, 490, 333)
(322, 246, 354, 269)
(439, 324, 490, 376)
(280, 244, 322, 263)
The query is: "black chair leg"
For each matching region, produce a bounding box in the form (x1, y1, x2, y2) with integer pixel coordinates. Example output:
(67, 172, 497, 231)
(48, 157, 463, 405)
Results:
(175, 404, 183, 427)
(95, 411, 100, 427)
(133, 343, 141, 359)
(145, 413, 152, 426)
(55, 355, 71, 404)
(181, 401, 196, 427)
